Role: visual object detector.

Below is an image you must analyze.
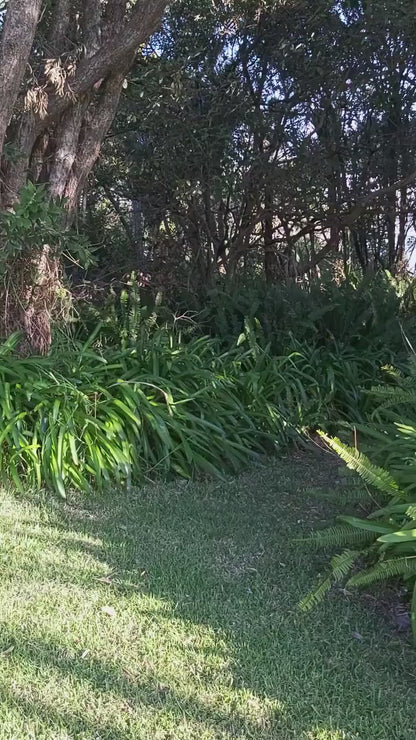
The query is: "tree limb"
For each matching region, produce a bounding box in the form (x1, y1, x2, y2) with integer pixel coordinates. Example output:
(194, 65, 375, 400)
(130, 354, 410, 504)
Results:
(0, 0, 43, 155)
(40, 0, 169, 130)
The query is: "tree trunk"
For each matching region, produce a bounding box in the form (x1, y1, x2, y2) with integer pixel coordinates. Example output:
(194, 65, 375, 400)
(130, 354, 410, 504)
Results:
(132, 198, 145, 271)
(0, 0, 169, 352)
(0, 0, 43, 158)
(263, 188, 277, 283)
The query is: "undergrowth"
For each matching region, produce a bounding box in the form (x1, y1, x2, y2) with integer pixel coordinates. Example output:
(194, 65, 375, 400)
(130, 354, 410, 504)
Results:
(301, 360, 416, 641)
(0, 320, 382, 496)
(0, 271, 414, 498)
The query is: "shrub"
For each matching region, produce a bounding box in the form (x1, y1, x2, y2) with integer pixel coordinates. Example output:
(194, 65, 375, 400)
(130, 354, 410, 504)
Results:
(300, 362, 416, 641)
(0, 321, 383, 497)
(185, 272, 416, 358)
(0, 183, 92, 352)
(0, 333, 264, 495)
(74, 273, 171, 349)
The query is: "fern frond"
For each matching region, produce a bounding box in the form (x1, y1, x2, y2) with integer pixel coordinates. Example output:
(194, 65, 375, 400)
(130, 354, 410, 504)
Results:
(370, 381, 413, 397)
(368, 503, 416, 520)
(299, 576, 332, 612)
(307, 486, 370, 505)
(370, 387, 416, 412)
(380, 364, 402, 379)
(348, 557, 416, 587)
(330, 549, 362, 581)
(300, 550, 361, 612)
(299, 525, 376, 549)
(318, 432, 399, 497)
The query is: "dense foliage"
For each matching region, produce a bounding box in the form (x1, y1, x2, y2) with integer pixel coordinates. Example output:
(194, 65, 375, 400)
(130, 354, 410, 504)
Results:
(89, 0, 416, 291)
(300, 358, 416, 638)
(2, 0, 416, 650)
(0, 298, 385, 496)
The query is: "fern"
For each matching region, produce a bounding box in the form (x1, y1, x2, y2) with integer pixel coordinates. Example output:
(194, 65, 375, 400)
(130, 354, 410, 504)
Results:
(300, 550, 362, 611)
(348, 557, 416, 587)
(370, 387, 416, 413)
(299, 525, 376, 549)
(368, 503, 416, 520)
(299, 576, 333, 612)
(318, 432, 399, 497)
(331, 549, 362, 580)
(303, 430, 416, 642)
(370, 380, 413, 397)
(306, 486, 370, 506)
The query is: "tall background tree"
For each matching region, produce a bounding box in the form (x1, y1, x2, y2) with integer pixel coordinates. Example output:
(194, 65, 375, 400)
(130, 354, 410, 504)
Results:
(88, 0, 416, 302)
(1, 0, 416, 350)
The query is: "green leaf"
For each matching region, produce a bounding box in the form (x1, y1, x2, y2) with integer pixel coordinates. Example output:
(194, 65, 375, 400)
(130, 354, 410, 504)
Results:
(348, 557, 416, 586)
(378, 529, 416, 544)
(412, 581, 416, 645)
(338, 516, 395, 535)
(318, 432, 400, 497)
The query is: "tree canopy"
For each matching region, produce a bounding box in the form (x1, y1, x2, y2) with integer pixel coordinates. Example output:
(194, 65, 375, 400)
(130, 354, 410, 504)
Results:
(91, 0, 416, 291)
(1, 0, 416, 348)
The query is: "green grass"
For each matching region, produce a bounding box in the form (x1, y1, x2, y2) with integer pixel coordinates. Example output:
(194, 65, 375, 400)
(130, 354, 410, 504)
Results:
(0, 451, 414, 739)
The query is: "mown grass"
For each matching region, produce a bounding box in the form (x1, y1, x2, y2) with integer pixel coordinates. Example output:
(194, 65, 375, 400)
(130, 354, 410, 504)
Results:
(0, 450, 414, 739)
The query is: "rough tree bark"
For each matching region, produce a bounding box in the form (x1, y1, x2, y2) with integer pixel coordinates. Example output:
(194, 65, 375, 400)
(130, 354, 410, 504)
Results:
(0, 0, 169, 352)
(0, 0, 43, 156)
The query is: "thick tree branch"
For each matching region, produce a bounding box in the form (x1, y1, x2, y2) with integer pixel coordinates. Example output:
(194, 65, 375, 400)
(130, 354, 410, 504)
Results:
(40, 0, 169, 130)
(2, 0, 169, 205)
(47, 0, 71, 54)
(63, 66, 132, 213)
(0, 0, 43, 155)
(103, 0, 128, 41)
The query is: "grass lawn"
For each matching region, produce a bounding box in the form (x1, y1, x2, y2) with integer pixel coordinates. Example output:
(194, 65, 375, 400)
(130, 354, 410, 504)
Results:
(0, 448, 414, 739)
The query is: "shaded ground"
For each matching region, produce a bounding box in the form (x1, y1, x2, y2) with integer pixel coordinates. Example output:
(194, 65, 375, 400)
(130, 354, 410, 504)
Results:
(0, 448, 414, 739)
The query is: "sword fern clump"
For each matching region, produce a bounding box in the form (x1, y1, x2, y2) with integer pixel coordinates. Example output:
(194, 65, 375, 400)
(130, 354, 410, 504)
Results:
(301, 380, 416, 641)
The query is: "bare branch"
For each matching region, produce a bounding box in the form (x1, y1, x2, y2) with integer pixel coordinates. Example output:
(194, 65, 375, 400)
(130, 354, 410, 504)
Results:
(296, 170, 416, 275)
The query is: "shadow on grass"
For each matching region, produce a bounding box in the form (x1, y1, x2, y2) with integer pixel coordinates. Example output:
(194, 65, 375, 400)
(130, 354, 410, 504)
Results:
(0, 629, 274, 739)
(2, 448, 416, 738)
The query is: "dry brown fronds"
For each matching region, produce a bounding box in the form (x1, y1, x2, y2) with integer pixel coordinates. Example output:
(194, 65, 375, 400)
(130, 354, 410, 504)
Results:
(24, 86, 49, 119)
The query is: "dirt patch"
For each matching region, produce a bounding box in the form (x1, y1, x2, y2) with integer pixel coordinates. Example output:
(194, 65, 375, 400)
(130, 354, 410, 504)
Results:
(361, 587, 412, 635)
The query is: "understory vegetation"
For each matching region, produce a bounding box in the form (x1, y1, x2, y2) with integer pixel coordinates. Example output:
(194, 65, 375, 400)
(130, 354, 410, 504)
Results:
(0, 456, 414, 740)
(2, 267, 416, 639)
(0, 271, 413, 497)
(2, 4, 416, 733)
(300, 357, 416, 635)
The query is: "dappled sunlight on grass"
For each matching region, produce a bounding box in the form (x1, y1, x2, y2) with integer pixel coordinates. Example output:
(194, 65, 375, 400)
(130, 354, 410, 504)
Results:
(0, 452, 414, 738)
(0, 595, 283, 738)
